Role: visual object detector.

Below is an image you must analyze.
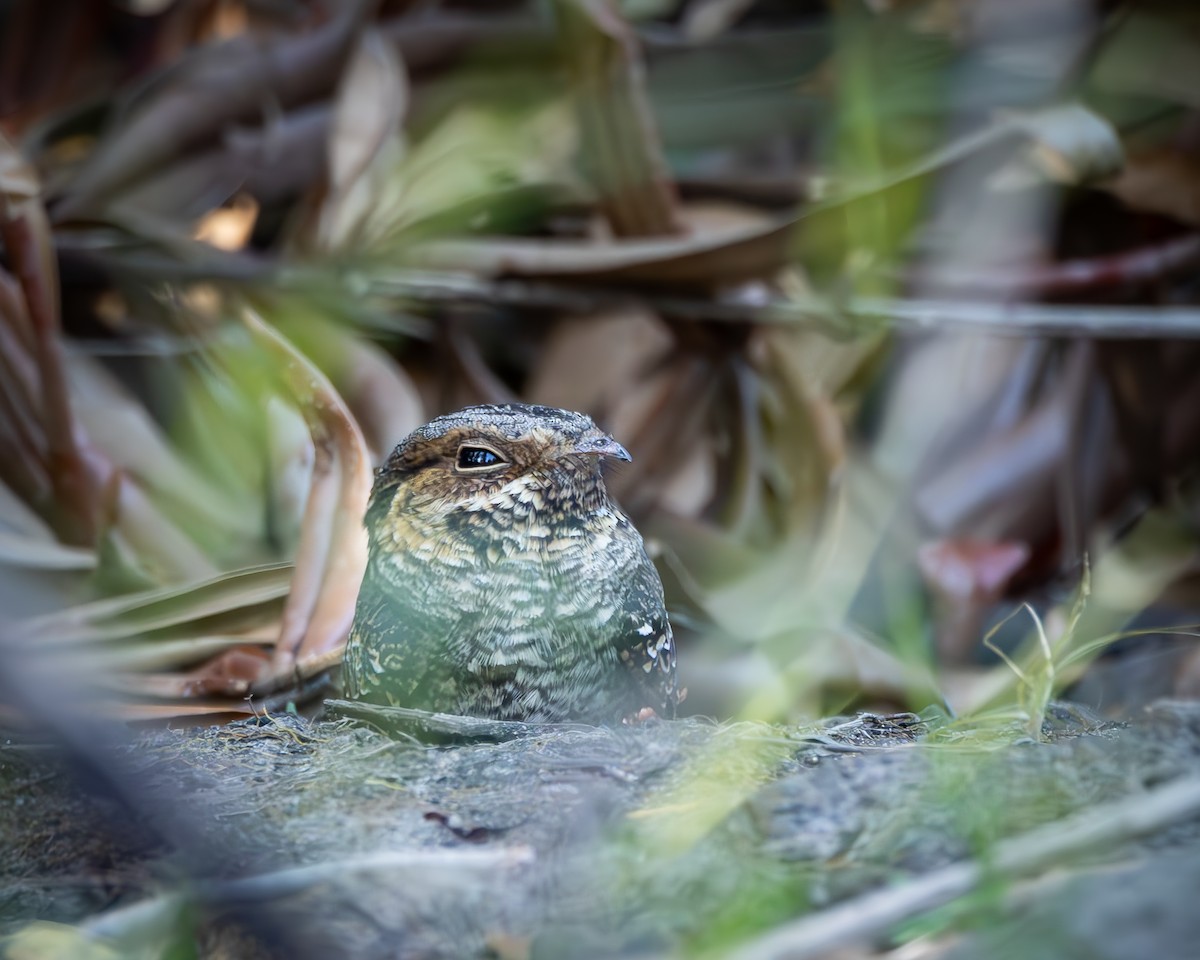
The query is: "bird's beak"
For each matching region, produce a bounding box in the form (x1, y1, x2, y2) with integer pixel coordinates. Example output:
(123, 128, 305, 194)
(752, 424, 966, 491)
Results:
(570, 434, 633, 463)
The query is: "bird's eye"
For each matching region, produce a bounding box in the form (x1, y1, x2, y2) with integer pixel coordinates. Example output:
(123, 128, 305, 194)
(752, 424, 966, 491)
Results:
(456, 444, 506, 471)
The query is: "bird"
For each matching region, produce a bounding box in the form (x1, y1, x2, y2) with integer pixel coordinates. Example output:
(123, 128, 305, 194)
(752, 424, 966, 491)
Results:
(340, 402, 678, 723)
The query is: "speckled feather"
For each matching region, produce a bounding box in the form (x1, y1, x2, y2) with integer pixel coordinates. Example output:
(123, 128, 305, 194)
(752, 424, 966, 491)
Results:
(341, 403, 678, 722)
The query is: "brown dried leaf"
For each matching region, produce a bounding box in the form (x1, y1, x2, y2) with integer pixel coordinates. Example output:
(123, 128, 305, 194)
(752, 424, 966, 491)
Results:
(913, 342, 1099, 552)
(526, 307, 716, 517)
(918, 539, 1033, 601)
(330, 30, 407, 195)
(411, 205, 794, 288)
(242, 310, 371, 681)
(0, 133, 98, 544)
(123, 645, 273, 699)
(608, 353, 722, 518)
(54, 1, 376, 220)
(316, 27, 409, 250)
(916, 399, 1066, 542)
(552, 0, 682, 237)
(762, 329, 855, 525)
(110, 104, 330, 222)
(918, 538, 1032, 663)
(121, 702, 257, 722)
(1103, 147, 1200, 226)
(525, 307, 672, 428)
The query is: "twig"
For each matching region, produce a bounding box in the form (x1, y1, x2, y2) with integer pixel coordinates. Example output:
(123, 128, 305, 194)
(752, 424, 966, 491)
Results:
(776, 296, 1200, 339)
(914, 233, 1200, 297)
(727, 774, 1200, 960)
(83, 847, 535, 943)
(365, 271, 1200, 339)
(325, 698, 598, 742)
(62, 238, 1200, 338)
(207, 846, 536, 903)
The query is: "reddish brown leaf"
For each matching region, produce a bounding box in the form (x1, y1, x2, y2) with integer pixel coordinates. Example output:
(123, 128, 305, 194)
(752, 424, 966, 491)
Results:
(0, 134, 98, 544)
(181, 645, 273, 697)
(918, 538, 1032, 663)
(242, 310, 371, 685)
(122, 702, 258, 724)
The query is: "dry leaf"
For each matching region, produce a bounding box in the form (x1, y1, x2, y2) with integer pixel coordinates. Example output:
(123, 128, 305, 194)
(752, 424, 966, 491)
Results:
(243, 310, 370, 680)
(54, 3, 374, 220)
(552, 0, 683, 237)
(316, 27, 409, 250)
(1, 133, 99, 544)
(1104, 147, 1200, 226)
(918, 538, 1032, 663)
(193, 192, 259, 251)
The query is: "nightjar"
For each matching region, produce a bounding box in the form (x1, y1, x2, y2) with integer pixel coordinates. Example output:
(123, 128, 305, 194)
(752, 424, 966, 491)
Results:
(340, 403, 678, 723)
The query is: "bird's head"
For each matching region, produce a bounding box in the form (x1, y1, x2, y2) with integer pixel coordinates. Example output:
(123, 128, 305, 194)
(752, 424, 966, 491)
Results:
(367, 404, 632, 541)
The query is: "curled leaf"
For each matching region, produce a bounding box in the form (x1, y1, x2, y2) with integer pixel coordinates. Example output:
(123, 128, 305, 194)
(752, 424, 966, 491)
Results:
(242, 309, 371, 684)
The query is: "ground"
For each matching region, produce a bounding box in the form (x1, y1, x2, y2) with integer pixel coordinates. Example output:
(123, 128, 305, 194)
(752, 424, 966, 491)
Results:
(1, 700, 1198, 959)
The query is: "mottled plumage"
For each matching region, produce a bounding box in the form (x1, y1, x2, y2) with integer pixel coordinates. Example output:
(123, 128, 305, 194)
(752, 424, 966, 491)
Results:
(341, 403, 678, 723)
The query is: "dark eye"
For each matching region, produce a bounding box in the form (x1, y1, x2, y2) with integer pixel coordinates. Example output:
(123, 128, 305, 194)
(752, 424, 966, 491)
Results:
(456, 445, 506, 470)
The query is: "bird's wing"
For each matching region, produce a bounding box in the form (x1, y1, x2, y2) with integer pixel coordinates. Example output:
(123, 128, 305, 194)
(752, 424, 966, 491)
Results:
(613, 556, 679, 717)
